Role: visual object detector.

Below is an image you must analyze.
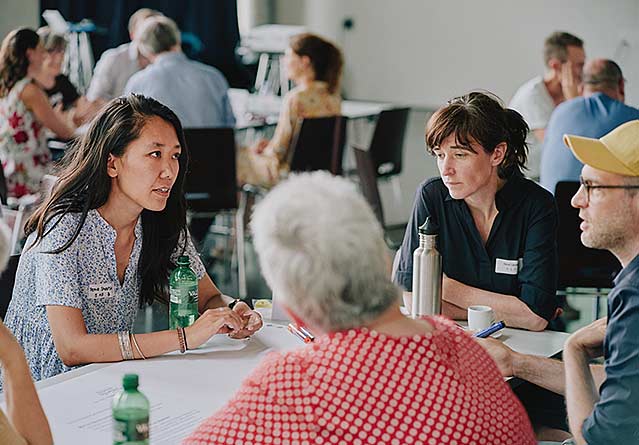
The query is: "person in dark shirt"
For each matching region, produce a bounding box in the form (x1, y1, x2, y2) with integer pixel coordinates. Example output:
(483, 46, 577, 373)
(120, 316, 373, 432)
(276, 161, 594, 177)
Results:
(395, 91, 559, 332)
(479, 119, 639, 443)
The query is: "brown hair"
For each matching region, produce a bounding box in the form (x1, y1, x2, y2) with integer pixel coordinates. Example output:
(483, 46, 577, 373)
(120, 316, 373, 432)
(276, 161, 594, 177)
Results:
(425, 91, 529, 179)
(290, 33, 343, 94)
(0, 28, 40, 96)
(543, 31, 583, 65)
(37, 26, 67, 53)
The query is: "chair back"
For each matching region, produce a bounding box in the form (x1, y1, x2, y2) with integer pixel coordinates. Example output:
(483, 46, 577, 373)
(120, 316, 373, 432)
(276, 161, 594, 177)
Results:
(288, 116, 347, 175)
(555, 181, 620, 288)
(0, 255, 20, 318)
(353, 147, 384, 225)
(183, 128, 238, 212)
(369, 107, 410, 178)
(0, 162, 7, 205)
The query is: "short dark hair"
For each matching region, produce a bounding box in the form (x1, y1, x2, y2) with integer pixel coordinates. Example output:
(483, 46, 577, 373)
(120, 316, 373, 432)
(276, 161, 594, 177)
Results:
(425, 91, 529, 179)
(583, 60, 623, 91)
(544, 31, 584, 65)
(137, 16, 180, 56)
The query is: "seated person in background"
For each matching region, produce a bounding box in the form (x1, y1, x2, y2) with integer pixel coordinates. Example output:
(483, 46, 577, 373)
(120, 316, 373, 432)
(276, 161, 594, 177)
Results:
(35, 27, 104, 125)
(510, 31, 585, 179)
(0, 220, 53, 445)
(237, 33, 342, 188)
(2, 95, 262, 385)
(184, 171, 536, 445)
(480, 121, 639, 444)
(395, 92, 559, 331)
(85, 8, 162, 102)
(124, 16, 235, 129)
(0, 28, 75, 198)
(540, 59, 639, 193)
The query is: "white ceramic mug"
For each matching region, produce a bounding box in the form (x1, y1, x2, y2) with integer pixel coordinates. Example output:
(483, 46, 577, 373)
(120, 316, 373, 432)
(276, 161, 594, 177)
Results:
(468, 305, 495, 331)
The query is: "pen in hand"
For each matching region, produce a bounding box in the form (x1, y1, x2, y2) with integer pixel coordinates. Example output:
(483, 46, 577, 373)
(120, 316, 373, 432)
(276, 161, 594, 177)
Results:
(473, 321, 506, 338)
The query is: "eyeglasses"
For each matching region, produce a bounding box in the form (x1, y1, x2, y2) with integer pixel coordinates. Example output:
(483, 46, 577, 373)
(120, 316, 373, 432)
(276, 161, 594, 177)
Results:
(578, 176, 639, 204)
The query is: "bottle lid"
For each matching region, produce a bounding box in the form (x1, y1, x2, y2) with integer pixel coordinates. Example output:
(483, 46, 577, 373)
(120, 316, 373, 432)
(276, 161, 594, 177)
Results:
(122, 373, 139, 390)
(418, 216, 438, 235)
(177, 255, 190, 266)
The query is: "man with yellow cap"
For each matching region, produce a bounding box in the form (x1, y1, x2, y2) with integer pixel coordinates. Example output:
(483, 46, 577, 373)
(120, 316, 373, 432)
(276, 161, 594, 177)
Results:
(478, 120, 639, 444)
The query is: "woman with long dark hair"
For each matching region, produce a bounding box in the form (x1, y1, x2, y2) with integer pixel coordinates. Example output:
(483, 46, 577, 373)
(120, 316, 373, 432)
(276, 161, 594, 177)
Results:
(237, 32, 343, 187)
(0, 28, 75, 198)
(3, 94, 262, 383)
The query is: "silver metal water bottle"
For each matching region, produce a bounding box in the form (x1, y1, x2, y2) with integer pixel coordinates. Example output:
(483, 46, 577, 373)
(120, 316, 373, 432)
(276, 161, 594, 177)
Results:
(411, 217, 442, 318)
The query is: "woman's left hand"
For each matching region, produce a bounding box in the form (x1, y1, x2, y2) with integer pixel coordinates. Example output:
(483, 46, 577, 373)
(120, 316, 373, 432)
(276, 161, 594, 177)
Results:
(229, 302, 263, 339)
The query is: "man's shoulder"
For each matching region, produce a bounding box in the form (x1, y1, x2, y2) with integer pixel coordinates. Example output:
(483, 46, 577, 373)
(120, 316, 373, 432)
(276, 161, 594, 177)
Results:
(510, 76, 545, 104)
(96, 43, 131, 63)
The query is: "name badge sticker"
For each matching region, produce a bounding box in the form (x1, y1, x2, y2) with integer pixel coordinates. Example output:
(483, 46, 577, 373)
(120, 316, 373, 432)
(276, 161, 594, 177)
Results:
(495, 258, 519, 275)
(88, 283, 115, 299)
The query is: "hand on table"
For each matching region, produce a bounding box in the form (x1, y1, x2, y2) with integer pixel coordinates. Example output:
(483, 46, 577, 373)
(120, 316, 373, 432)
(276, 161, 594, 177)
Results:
(565, 317, 607, 360)
(228, 302, 263, 339)
(185, 307, 245, 349)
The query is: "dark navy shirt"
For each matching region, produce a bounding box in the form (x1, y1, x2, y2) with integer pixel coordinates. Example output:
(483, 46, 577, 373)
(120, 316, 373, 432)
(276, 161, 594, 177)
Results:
(582, 253, 639, 443)
(395, 175, 559, 321)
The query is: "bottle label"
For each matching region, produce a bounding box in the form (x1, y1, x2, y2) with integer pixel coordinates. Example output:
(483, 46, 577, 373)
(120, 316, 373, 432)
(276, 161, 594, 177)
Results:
(170, 286, 198, 304)
(113, 416, 149, 444)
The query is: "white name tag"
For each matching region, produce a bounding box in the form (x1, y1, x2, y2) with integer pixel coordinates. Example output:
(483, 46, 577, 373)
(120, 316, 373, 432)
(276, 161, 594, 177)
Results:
(495, 258, 520, 275)
(88, 283, 115, 299)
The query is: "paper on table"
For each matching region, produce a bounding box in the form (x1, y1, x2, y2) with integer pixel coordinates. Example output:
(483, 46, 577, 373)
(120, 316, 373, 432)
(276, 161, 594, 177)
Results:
(25, 325, 301, 444)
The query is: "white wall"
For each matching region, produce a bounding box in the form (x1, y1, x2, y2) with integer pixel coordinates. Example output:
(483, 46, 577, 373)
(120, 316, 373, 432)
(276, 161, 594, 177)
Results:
(0, 0, 39, 42)
(277, 0, 639, 108)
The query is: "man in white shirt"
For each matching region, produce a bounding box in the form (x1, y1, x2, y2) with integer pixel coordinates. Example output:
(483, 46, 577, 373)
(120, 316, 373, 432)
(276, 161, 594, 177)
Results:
(510, 32, 585, 180)
(85, 8, 162, 101)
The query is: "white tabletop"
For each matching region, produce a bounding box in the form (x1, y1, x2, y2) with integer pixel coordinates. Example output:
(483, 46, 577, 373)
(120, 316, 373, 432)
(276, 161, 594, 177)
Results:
(228, 88, 394, 129)
(5, 321, 568, 444)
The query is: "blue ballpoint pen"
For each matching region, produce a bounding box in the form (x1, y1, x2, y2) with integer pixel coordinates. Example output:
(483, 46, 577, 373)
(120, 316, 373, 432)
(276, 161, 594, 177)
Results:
(473, 320, 506, 338)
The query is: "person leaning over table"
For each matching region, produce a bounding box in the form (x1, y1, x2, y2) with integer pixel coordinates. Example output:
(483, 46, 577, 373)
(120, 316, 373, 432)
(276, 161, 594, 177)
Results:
(183, 171, 536, 445)
(236, 32, 343, 188)
(478, 120, 639, 444)
(395, 91, 560, 331)
(0, 220, 53, 445)
(1, 94, 262, 386)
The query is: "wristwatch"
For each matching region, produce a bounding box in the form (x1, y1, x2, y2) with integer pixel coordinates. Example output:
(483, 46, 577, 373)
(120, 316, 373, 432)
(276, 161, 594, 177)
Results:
(228, 298, 254, 310)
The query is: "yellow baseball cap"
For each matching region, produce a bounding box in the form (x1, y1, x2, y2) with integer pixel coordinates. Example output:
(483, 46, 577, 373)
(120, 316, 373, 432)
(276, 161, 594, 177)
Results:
(563, 120, 639, 176)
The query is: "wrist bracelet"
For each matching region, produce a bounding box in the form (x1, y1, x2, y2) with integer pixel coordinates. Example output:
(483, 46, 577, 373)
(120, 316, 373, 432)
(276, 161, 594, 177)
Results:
(177, 327, 187, 353)
(118, 331, 134, 360)
(130, 333, 147, 360)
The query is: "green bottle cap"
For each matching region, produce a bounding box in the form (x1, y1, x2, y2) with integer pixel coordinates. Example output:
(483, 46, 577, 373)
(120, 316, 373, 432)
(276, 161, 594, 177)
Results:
(177, 255, 190, 266)
(122, 374, 139, 390)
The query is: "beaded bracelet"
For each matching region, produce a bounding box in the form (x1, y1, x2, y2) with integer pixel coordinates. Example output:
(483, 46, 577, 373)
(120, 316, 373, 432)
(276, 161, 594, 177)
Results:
(176, 327, 187, 353)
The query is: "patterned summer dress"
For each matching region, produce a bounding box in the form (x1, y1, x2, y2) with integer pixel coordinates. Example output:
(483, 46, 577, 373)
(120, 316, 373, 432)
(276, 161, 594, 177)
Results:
(0, 77, 51, 198)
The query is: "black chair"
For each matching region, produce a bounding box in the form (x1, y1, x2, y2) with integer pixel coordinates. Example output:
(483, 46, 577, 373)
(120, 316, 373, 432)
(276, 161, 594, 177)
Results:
(0, 255, 20, 319)
(0, 162, 7, 205)
(353, 147, 384, 226)
(182, 128, 247, 298)
(367, 107, 410, 178)
(287, 116, 347, 175)
(555, 181, 621, 319)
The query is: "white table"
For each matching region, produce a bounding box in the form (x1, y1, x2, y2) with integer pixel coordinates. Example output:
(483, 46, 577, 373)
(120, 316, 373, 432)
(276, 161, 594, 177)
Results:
(4, 322, 568, 444)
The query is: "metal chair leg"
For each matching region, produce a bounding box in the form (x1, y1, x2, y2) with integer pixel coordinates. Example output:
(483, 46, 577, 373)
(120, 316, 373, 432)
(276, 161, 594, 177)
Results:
(236, 192, 248, 299)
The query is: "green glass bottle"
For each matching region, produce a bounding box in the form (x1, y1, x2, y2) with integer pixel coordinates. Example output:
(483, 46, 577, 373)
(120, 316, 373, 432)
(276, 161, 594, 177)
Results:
(169, 255, 199, 329)
(112, 374, 150, 445)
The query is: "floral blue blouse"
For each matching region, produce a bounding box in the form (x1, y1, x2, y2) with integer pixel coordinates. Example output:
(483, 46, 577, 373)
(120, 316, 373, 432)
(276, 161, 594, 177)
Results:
(3, 209, 205, 383)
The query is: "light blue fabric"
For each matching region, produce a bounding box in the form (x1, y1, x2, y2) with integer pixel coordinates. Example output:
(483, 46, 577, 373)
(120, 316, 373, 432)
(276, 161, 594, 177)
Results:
(124, 51, 236, 128)
(3, 209, 204, 383)
(540, 92, 639, 193)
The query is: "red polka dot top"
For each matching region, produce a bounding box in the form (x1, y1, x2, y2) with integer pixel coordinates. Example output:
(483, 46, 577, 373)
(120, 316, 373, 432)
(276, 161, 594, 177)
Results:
(184, 316, 536, 445)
